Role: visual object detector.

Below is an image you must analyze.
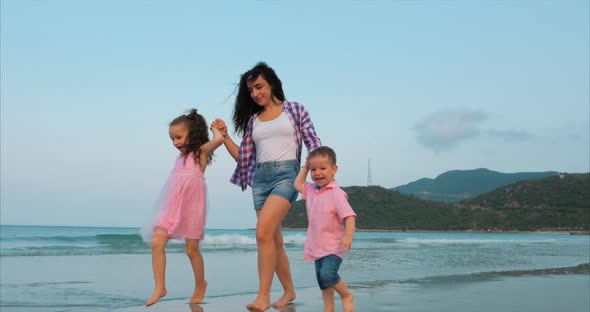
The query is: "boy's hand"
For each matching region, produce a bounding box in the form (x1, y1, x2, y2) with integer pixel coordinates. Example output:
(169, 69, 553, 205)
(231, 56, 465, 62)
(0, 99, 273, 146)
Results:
(340, 236, 353, 251)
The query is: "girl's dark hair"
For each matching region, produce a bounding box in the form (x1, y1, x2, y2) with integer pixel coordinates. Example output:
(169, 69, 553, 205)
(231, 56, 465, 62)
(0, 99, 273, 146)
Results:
(170, 109, 213, 166)
(232, 62, 285, 136)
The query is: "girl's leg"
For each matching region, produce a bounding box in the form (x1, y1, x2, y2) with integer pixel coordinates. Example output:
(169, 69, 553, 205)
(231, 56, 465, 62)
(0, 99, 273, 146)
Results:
(246, 195, 291, 312)
(332, 280, 354, 312)
(185, 239, 207, 304)
(321, 288, 336, 312)
(146, 227, 170, 306)
(271, 224, 296, 307)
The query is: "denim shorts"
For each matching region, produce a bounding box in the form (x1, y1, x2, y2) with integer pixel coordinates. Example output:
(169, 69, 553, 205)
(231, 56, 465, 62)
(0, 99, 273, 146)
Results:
(314, 254, 343, 289)
(252, 159, 299, 210)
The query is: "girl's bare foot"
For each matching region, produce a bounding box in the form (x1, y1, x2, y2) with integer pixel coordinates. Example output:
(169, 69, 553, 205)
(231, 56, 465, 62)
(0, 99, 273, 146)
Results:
(271, 292, 296, 307)
(246, 296, 271, 312)
(189, 280, 208, 304)
(145, 288, 167, 306)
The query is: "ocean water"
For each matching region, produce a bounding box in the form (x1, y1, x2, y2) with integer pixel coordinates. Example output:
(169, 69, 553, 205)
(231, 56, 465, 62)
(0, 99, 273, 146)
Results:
(1, 225, 589, 311)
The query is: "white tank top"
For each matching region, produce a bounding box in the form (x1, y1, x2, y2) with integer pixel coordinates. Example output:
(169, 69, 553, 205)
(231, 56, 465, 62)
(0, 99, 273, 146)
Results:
(252, 112, 297, 163)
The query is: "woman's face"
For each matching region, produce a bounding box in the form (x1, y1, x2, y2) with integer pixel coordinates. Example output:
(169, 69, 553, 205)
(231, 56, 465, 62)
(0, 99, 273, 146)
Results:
(246, 75, 275, 106)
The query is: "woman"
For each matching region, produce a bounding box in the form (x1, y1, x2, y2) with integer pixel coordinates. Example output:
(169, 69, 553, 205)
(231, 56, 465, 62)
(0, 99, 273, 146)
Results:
(213, 62, 321, 311)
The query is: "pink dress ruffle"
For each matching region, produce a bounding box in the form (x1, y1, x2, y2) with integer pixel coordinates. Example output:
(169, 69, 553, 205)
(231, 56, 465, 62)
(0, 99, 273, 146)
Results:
(151, 153, 207, 240)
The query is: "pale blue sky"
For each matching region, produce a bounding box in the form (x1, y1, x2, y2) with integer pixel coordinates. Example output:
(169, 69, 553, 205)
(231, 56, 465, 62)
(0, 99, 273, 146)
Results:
(1, 1, 588, 229)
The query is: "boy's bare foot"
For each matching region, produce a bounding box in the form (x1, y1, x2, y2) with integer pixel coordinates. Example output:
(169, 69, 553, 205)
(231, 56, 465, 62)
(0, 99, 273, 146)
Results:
(189, 280, 208, 304)
(246, 297, 271, 312)
(271, 292, 296, 307)
(145, 288, 167, 306)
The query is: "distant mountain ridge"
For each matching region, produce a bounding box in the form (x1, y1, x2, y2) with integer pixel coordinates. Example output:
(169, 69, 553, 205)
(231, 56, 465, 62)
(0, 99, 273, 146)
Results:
(393, 168, 558, 202)
(283, 173, 589, 231)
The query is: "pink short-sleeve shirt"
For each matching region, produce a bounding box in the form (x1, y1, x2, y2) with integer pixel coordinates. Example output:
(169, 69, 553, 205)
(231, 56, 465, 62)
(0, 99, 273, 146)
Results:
(301, 181, 357, 261)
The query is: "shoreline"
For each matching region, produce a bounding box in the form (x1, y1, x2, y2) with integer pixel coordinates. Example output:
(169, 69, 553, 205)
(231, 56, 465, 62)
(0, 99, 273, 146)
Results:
(283, 227, 589, 234)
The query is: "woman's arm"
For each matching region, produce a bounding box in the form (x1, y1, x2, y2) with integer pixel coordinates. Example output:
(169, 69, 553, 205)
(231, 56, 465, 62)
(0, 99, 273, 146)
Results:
(299, 105, 321, 152)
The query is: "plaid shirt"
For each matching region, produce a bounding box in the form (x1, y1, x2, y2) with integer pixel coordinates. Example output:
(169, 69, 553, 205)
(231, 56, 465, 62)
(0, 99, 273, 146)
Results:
(230, 101, 321, 190)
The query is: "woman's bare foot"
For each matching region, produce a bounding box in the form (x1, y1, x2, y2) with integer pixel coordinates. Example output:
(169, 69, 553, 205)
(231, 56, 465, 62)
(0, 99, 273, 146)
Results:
(145, 288, 167, 306)
(271, 292, 296, 307)
(189, 280, 208, 304)
(246, 296, 271, 312)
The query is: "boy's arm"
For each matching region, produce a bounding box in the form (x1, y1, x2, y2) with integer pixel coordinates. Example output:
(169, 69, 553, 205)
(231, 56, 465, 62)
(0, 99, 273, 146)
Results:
(293, 159, 309, 193)
(340, 216, 356, 251)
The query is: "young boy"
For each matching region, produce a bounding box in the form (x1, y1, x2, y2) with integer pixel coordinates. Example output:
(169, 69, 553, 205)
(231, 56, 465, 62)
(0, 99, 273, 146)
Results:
(294, 146, 356, 312)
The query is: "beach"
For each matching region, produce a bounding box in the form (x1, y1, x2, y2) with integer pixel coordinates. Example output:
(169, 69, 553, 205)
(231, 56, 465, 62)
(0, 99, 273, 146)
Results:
(1, 226, 589, 311)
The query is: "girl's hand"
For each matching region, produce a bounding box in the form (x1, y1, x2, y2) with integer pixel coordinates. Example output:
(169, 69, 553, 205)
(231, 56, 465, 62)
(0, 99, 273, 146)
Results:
(211, 119, 228, 136)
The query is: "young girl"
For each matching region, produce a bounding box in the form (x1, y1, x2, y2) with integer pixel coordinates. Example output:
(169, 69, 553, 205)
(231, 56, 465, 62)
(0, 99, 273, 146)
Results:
(145, 109, 224, 307)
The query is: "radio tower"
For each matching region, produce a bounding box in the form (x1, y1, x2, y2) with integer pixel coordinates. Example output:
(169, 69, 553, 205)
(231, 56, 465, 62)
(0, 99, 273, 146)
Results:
(367, 159, 373, 186)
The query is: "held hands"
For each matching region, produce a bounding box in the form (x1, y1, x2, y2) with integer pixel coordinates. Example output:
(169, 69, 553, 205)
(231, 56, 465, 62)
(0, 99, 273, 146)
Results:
(210, 119, 228, 137)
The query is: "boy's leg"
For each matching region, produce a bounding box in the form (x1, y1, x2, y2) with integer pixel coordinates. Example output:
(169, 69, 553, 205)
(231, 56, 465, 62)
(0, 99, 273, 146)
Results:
(146, 227, 169, 306)
(321, 288, 336, 312)
(185, 239, 207, 304)
(316, 257, 336, 312)
(332, 280, 354, 312)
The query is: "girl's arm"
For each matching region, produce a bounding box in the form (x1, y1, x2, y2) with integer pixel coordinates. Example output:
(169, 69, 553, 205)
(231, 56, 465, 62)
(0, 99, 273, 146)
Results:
(212, 119, 240, 161)
(293, 158, 309, 193)
(201, 126, 225, 156)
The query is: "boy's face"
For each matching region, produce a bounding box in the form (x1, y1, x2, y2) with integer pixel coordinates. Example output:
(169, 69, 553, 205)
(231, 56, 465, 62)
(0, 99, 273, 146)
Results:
(169, 124, 189, 154)
(308, 155, 338, 189)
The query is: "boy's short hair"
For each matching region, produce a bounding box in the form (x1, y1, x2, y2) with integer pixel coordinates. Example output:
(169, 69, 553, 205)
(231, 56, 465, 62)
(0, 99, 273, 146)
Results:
(308, 146, 337, 165)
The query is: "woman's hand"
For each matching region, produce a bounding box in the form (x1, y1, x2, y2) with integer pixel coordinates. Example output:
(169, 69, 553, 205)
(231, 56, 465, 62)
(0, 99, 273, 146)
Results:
(211, 119, 228, 136)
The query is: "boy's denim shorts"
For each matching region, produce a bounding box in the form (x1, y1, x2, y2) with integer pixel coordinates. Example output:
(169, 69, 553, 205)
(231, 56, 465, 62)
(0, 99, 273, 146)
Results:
(252, 159, 299, 210)
(314, 254, 343, 289)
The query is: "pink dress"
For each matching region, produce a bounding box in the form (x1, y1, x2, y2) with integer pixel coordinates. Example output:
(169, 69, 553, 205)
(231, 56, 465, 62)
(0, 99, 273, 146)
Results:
(153, 153, 207, 240)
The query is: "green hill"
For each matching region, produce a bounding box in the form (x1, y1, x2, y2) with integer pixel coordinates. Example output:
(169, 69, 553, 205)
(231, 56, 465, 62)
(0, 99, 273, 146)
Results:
(393, 168, 558, 202)
(283, 173, 590, 231)
(456, 173, 590, 231)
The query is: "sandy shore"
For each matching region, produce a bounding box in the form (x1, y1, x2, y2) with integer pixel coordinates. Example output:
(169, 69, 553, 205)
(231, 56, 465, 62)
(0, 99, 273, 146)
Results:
(115, 274, 589, 312)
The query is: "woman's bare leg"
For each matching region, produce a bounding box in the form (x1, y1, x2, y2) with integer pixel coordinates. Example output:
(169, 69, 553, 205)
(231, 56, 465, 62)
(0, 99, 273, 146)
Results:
(186, 239, 207, 304)
(146, 227, 169, 306)
(271, 225, 296, 307)
(246, 195, 291, 312)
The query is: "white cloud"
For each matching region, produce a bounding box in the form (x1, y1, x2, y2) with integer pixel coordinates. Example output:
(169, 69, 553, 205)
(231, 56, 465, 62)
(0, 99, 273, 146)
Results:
(413, 108, 488, 152)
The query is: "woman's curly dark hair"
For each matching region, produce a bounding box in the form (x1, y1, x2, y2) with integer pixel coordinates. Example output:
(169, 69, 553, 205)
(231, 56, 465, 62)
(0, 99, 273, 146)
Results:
(232, 62, 285, 137)
(170, 109, 213, 166)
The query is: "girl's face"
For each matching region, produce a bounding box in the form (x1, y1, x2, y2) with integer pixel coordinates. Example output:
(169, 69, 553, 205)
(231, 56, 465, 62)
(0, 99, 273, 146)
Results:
(169, 123, 189, 154)
(309, 155, 338, 189)
(247, 75, 277, 107)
